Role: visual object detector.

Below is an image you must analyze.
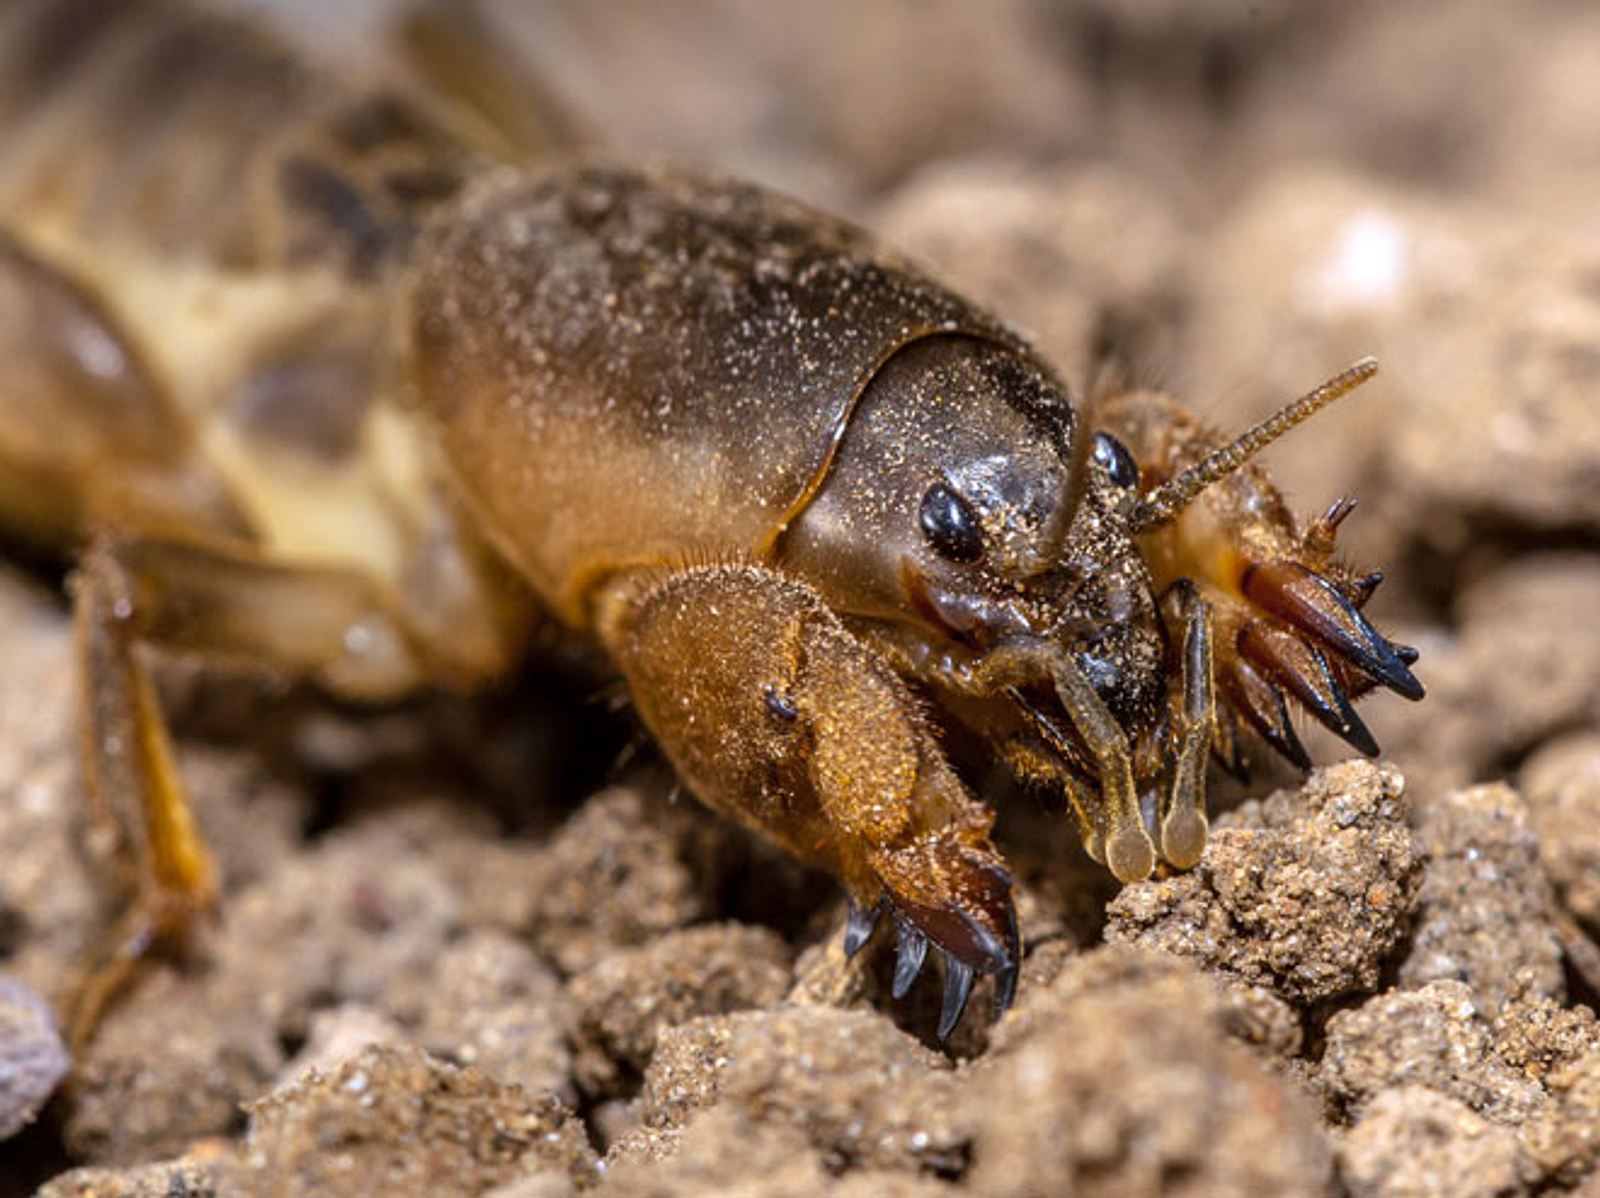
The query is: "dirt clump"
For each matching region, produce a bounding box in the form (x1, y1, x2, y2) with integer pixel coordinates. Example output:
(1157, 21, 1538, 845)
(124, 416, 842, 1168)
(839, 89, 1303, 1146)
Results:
(966, 947, 1333, 1197)
(1399, 783, 1563, 1014)
(569, 922, 793, 1095)
(1337, 1085, 1534, 1198)
(617, 1006, 961, 1175)
(240, 1041, 597, 1197)
(1319, 981, 1548, 1128)
(1520, 734, 1600, 936)
(1105, 759, 1420, 1006)
(63, 964, 285, 1163)
(36, 1157, 227, 1198)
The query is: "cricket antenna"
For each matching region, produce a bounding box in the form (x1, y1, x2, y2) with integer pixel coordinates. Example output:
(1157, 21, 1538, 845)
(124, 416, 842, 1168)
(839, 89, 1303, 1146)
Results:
(1130, 357, 1379, 533)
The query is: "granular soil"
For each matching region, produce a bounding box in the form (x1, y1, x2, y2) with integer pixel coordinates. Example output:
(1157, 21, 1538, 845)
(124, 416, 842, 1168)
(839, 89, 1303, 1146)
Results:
(8, 2, 1600, 1195)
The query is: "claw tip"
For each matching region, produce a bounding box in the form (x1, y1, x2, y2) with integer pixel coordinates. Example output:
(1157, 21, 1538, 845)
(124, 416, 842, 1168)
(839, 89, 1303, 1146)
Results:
(992, 963, 1020, 1019)
(891, 922, 929, 1000)
(937, 957, 976, 1039)
(843, 900, 880, 959)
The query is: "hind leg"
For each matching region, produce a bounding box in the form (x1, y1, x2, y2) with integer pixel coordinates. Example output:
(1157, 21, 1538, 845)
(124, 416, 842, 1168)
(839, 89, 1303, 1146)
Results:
(60, 526, 531, 1046)
(64, 533, 463, 1045)
(0, 233, 247, 1041)
(64, 524, 530, 1047)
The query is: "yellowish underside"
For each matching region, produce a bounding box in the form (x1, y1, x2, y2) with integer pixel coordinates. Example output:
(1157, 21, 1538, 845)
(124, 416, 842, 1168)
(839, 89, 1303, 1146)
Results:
(12, 213, 430, 584)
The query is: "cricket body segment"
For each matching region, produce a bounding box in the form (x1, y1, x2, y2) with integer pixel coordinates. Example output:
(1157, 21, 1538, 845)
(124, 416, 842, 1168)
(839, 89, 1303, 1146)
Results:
(0, 0, 1422, 1044)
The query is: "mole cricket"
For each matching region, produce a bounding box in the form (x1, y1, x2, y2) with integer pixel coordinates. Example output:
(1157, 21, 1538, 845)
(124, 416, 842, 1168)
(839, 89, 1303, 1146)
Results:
(0, 0, 1422, 1042)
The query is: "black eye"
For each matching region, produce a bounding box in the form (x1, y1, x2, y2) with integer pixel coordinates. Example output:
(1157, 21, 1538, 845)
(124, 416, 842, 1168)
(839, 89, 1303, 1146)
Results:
(919, 482, 985, 564)
(1093, 432, 1139, 489)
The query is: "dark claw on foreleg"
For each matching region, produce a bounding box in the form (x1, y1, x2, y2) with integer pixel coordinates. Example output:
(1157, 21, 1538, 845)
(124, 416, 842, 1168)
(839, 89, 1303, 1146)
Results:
(1351, 569, 1384, 604)
(1223, 655, 1312, 771)
(1241, 558, 1424, 701)
(1239, 622, 1381, 757)
(991, 893, 1021, 1018)
(938, 957, 976, 1039)
(892, 921, 929, 999)
(1201, 492, 1425, 770)
(843, 899, 881, 959)
(873, 844, 1021, 1036)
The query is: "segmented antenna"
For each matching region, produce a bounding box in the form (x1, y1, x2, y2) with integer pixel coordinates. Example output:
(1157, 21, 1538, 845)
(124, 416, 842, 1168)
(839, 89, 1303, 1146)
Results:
(1130, 357, 1379, 533)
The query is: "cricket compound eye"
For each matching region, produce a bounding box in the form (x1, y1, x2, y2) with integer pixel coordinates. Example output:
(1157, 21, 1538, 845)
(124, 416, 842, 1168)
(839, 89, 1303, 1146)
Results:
(919, 482, 986, 565)
(1093, 432, 1139, 490)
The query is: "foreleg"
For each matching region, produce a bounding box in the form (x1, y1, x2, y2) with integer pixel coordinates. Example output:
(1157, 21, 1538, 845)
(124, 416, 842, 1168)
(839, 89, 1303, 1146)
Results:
(1098, 388, 1423, 769)
(596, 563, 1019, 1035)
